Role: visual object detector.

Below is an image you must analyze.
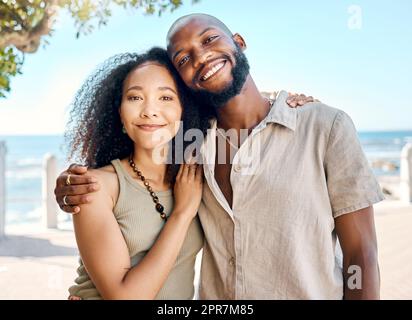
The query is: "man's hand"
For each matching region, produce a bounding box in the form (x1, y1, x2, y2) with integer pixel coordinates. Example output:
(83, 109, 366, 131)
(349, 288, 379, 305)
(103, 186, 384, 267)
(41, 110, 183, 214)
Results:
(54, 164, 100, 214)
(286, 92, 318, 107)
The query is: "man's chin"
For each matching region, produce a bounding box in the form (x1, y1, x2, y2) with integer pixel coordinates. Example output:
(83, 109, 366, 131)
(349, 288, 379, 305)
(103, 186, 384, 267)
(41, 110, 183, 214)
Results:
(196, 80, 233, 96)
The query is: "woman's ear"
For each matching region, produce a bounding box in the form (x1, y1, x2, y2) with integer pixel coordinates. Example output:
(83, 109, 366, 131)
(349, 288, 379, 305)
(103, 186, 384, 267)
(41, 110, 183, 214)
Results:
(233, 33, 247, 50)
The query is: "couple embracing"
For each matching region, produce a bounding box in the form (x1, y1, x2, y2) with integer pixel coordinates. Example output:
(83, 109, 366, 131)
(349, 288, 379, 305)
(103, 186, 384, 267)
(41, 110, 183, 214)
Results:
(54, 14, 383, 300)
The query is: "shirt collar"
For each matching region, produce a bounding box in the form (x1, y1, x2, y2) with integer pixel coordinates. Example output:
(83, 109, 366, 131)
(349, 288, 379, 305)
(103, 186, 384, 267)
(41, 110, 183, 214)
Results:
(263, 90, 297, 131)
(201, 90, 297, 164)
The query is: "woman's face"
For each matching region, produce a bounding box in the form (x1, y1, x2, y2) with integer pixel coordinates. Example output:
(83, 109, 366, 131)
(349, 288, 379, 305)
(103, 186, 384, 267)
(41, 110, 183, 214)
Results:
(120, 62, 183, 151)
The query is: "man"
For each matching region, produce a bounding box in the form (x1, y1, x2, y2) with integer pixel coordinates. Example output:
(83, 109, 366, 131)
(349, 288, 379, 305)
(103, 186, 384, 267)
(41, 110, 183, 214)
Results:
(55, 14, 383, 299)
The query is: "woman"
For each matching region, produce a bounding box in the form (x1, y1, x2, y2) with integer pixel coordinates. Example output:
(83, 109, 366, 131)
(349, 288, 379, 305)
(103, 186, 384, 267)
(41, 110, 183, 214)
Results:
(66, 47, 204, 300)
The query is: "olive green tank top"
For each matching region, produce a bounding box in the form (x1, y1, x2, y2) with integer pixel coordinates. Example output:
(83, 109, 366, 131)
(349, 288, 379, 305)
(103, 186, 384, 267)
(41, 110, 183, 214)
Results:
(68, 159, 204, 300)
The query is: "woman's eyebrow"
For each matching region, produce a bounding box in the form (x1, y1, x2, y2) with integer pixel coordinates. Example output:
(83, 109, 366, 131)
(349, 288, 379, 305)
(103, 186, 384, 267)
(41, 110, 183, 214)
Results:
(158, 86, 177, 95)
(126, 85, 177, 95)
(125, 85, 143, 92)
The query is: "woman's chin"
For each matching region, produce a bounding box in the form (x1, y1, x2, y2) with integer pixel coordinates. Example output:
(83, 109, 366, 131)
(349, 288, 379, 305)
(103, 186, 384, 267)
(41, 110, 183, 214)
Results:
(135, 141, 171, 152)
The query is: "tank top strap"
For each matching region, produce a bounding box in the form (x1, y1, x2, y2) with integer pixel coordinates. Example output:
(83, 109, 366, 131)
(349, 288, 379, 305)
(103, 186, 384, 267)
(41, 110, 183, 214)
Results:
(110, 159, 128, 217)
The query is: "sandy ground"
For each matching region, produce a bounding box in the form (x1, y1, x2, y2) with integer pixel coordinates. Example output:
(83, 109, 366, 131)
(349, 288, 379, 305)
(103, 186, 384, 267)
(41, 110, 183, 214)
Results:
(0, 199, 411, 300)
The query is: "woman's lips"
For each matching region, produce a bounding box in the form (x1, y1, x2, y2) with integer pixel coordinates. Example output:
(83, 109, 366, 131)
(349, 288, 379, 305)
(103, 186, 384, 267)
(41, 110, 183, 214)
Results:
(136, 124, 167, 132)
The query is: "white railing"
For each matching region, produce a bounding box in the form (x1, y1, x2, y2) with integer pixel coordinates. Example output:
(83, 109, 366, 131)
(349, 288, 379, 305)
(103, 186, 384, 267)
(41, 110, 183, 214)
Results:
(0, 141, 6, 238)
(42, 153, 58, 229)
(400, 143, 412, 203)
(0, 141, 411, 239)
(0, 144, 60, 238)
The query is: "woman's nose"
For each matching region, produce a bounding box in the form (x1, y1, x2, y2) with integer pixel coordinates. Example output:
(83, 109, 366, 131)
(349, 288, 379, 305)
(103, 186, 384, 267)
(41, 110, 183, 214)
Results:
(140, 101, 159, 118)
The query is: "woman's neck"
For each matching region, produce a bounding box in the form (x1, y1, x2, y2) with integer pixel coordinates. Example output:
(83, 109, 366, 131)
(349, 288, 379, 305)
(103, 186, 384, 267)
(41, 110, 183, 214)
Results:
(130, 145, 168, 185)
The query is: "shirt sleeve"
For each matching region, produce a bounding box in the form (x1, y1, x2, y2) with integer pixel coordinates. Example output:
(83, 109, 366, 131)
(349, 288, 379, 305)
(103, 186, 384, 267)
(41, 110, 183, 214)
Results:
(324, 110, 385, 218)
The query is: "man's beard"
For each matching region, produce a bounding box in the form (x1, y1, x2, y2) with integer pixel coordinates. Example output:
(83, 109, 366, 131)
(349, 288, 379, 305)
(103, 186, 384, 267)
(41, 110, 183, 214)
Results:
(190, 45, 250, 110)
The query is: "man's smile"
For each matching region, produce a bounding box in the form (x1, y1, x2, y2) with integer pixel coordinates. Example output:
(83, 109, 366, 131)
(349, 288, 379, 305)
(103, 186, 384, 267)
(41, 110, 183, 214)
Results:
(199, 60, 227, 82)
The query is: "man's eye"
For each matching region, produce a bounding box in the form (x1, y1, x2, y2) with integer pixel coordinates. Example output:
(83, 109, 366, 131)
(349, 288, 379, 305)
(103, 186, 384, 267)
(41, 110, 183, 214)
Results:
(160, 96, 173, 101)
(204, 35, 218, 44)
(127, 96, 142, 101)
(178, 56, 189, 66)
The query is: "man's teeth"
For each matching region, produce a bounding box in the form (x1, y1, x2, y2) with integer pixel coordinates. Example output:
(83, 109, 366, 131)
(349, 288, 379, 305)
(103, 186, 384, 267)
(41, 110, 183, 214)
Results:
(201, 62, 225, 81)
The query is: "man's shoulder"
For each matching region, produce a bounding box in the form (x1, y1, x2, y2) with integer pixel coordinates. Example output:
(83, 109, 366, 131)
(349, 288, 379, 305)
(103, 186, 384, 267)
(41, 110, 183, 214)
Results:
(298, 101, 342, 118)
(275, 90, 346, 125)
(296, 101, 348, 130)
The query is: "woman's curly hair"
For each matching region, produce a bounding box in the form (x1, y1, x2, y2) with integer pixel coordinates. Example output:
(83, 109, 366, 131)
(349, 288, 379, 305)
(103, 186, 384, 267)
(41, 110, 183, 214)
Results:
(65, 47, 211, 184)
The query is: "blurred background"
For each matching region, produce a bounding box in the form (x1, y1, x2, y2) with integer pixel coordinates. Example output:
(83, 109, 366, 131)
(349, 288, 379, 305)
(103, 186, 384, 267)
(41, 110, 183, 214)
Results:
(0, 0, 411, 299)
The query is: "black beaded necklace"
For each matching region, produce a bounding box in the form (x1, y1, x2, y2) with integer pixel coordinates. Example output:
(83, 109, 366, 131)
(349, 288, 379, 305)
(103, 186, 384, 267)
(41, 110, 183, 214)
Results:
(128, 155, 167, 222)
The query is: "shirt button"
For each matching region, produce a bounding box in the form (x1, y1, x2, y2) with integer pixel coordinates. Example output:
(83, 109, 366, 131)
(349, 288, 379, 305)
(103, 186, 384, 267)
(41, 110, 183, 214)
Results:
(233, 165, 242, 173)
(229, 257, 235, 266)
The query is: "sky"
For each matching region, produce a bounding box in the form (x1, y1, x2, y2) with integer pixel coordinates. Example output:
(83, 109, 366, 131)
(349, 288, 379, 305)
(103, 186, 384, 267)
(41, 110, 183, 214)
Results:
(0, 0, 411, 135)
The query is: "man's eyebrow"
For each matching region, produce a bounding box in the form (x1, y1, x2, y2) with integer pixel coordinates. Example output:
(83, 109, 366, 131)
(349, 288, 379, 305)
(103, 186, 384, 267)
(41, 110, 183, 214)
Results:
(198, 27, 216, 37)
(172, 49, 183, 63)
(172, 27, 217, 62)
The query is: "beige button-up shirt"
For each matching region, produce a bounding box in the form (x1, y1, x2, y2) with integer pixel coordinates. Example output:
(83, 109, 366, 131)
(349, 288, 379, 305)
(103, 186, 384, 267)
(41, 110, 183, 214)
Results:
(197, 90, 384, 299)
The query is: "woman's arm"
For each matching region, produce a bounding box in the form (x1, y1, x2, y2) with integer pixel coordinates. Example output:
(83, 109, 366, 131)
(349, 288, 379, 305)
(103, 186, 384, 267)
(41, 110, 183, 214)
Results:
(73, 163, 203, 300)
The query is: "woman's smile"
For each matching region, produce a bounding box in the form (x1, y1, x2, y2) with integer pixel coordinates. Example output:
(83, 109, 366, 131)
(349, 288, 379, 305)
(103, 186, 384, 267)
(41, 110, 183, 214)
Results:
(135, 123, 168, 132)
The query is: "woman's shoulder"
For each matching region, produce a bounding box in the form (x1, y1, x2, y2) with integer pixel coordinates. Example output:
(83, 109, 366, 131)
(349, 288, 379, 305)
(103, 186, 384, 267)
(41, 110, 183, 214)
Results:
(88, 164, 119, 207)
(89, 165, 117, 185)
(90, 163, 116, 176)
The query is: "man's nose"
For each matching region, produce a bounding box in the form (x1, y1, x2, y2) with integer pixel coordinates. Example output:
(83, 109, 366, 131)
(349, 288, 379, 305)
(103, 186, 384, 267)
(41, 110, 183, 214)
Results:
(193, 47, 212, 69)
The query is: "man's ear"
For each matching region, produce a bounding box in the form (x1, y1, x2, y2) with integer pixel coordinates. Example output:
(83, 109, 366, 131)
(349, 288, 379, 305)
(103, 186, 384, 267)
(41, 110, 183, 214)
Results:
(233, 33, 247, 50)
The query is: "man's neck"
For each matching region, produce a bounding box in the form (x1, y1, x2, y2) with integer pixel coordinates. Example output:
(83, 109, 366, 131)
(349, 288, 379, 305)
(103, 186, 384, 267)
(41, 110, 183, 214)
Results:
(216, 75, 270, 132)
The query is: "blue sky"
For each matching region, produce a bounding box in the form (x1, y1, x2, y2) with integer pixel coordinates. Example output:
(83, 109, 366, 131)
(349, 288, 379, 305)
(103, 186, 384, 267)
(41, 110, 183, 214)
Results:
(0, 0, 411, 134)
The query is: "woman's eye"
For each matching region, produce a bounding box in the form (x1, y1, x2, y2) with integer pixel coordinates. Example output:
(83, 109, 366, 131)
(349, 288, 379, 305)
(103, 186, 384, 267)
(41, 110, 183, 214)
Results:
(160, 96, 173, 101)
(178, 56, 189, 66)
(127, 96, 142, 101)
(204, 35, 218, 44)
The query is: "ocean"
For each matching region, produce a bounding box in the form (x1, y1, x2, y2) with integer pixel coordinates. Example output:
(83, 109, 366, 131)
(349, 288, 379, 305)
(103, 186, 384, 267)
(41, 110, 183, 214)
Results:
(1, 131, 412, 225)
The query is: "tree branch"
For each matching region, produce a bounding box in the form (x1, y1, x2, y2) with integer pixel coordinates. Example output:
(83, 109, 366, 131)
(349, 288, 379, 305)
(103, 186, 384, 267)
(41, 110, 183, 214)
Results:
(0, 0, 59, 53)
